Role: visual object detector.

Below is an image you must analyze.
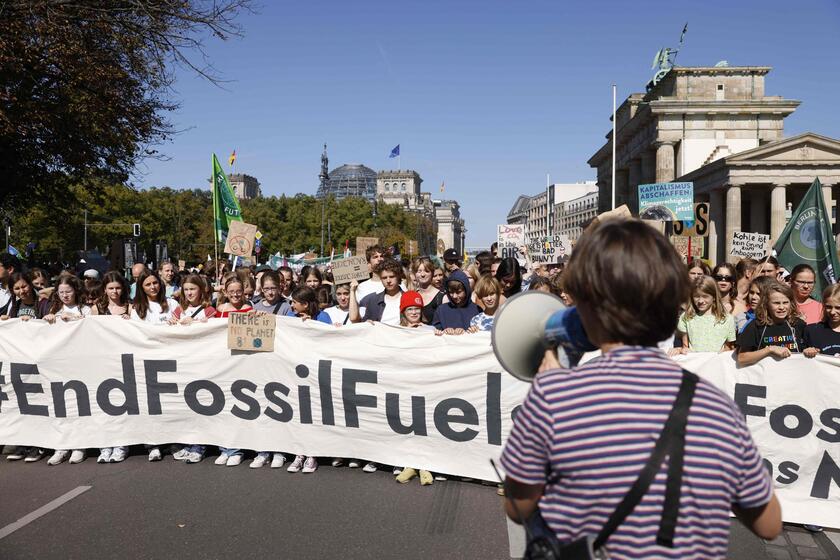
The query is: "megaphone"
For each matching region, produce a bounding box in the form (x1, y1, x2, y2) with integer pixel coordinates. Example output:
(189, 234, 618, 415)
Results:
(491, 291, 597, 382)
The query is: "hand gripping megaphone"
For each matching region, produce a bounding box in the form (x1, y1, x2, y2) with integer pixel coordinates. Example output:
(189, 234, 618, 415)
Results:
(491, 291, 597, 382)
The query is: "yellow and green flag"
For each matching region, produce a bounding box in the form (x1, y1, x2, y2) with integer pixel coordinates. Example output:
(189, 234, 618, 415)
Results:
(212, 153, 242, 243)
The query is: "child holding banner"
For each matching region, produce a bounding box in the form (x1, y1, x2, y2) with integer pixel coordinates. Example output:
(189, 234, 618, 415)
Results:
(286, 286, 331, 325)
(468, 276, 502, 332)
(803, 284, 840, 357)
(675, 277, 736, 353)
(737, 281, 806, 366)
(171, 275, 217, 324)
(410, 257, 444, 325)
(734, 276, 775, 334)
(43, 274, 90, 324)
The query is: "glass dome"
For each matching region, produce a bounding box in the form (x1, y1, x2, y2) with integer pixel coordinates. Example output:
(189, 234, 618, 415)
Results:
(317, 163, 377, 201)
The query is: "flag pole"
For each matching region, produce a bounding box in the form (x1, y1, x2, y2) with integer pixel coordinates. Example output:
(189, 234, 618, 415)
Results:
(212, 156, 220, 286)
(612, 84, 617, 210)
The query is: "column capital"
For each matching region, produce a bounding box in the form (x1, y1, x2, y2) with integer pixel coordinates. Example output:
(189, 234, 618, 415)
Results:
(653, 140, 677, 148)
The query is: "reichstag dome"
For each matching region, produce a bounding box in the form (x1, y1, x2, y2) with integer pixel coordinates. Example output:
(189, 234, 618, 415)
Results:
(316, 164, 377, 201)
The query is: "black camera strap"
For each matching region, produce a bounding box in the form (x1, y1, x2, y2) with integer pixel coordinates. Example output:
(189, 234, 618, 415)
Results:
(593, 369, 698, 550)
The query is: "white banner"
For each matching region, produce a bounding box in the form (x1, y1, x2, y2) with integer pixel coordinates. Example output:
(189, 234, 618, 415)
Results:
(1, 321, 838, 527)
(0, 317, 529, 481)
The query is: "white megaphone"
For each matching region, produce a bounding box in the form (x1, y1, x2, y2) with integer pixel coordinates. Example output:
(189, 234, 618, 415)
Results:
(491, 291, 597, 382)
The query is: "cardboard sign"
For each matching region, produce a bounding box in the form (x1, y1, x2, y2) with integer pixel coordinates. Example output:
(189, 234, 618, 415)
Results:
(356, 237, 380, 257)
(178, 260, 186, 270)
(730, 231, 771, 260)
(331, 256, 371, 284)
(224, 221, 258, 257)
(671, 236, 705, 261)
(672, 203, 710, 237)
(497, 224, 525, 260)
(587, 205, 632, 233)
(527, 234, 572, 264)
(227, 312, 275, 352)
(638, 182, 694, 221)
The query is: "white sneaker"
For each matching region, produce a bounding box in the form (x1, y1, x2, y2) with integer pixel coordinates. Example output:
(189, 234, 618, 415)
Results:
(270, 453, 286, 469)
(110, 447, 128, 463)
(363, 462, 378, 473)
(172, 447, 190, 461)
(250, 453, 269, 469)
(287, 455, 304, 473)
(348, 459, 361, 468)
(24, 448, 46, 463)
(185, 451, 204, 464)
(393, 467, 403, 475)
(331, 458, 344, 467)
(97, 448, 112, 463)
(302, 456, 318, 473)
(7, 446, 26, 461)
(69, 449, 86, 464)
(147, 447, 162, 462)
(226, 454, 242, 467)
(214, 452, 230, 466)
(48, 450, 70, 465)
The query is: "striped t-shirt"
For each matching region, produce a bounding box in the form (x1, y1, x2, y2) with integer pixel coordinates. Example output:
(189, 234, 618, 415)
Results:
(500, 346, 772, 560)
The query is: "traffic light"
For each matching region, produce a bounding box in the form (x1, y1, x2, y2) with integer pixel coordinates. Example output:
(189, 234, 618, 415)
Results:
(133, 223, 140, 237)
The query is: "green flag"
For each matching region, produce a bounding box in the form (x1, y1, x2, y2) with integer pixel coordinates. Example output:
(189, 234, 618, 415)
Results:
(211, 153, 243, 243)
(773, 178, 839, 301)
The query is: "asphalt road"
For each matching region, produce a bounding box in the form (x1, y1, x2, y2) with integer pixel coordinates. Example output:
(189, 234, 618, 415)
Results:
(1, 448, 838, 560)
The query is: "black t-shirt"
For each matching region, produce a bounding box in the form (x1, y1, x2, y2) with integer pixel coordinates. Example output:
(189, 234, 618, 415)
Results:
(736, 319, 806, 353)
(803, 322, 840, 356)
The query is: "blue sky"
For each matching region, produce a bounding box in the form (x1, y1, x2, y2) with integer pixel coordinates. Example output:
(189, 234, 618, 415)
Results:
(139, 0, 840, 247)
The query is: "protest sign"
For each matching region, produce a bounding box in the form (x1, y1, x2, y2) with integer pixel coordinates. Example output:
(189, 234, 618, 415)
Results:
(730, 231, 771, 260)
(497, 224, 525, 261)
(223, 220, 258, 257)
(671, 235, 704, 260)
(227, 312, 276, 352)
(331, 256, 371, 284)
(638, 182, 694, 221)
(356, 236, 379, 257)
(527, 234, 572, 264)
(178, 259, 186, 270)
(672, 202, 710, 237)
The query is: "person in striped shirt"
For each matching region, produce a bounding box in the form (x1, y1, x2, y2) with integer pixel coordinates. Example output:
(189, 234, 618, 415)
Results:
(500, 219, 781, 560)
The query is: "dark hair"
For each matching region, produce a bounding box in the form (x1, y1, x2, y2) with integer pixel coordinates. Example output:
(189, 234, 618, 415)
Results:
(0, 253, 22, 277)
(475, 251, 494, 276)
(365, 244, 385, 262)
(177, 274, 211, 310)
(528, 276, 552, 292)
(48, 273, 85, 314)
(98, 271, 130, 312)
(687, 258, 711, 276)
(290, 286, 319, 318)
(494, 257, 522, 297)
(133, 270, 168, 319)
(277, 266, 295, 292)
(259, 270, 282, 289)
(316, 285, 333, 310)
(757, 256, 780, 270)
(304, 266, 323, 286)
(85, 280, 103, 305)
(735, 257, 758, 280)
(712, 263, 737, 300)
(790, 263, 816, 280)
(375, 258, 404, 280)
(8, 272, 40, 318)
(563, 219, 690, 346)
(29, 267, 50, 290)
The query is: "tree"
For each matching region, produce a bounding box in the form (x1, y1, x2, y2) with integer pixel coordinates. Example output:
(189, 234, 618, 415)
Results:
(0, 0, 252, 213)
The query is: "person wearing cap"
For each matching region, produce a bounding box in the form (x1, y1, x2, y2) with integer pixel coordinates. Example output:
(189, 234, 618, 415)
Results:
(399, 291, 434, 331)
(442, 248, 461, 273)
(82, 268, 100, 292)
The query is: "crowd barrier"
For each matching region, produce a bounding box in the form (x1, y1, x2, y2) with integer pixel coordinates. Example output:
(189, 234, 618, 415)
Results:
(0, 318, 837, 528)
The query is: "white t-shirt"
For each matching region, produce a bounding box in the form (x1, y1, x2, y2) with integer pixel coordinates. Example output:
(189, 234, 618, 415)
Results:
(130, 298, 178, 324)
(0, 286, 11, 314)
(354, 277, 382, 302)
(324, 305, 366, 326)
(55, 304, 91, 319)
(380, 292, 402, 326)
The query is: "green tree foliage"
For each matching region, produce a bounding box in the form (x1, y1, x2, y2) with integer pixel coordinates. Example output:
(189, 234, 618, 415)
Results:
(11, 188, 434, 265)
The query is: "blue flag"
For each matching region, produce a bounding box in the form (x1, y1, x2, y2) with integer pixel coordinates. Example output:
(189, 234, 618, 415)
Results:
(7, 245, 19, 257)
(389, 144, 400, 158)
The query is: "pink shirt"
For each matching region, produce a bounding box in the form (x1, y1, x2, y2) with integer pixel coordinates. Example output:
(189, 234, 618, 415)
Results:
(799, 298, 823, 324)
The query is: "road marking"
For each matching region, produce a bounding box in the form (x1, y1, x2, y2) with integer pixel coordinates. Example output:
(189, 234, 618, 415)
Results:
(0, 486, 91, 540)
(824, 530, 840, 553)
(506, 517, 526, 559)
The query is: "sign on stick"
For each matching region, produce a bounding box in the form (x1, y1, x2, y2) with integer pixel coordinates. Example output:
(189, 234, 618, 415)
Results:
(331, 256, 371, 284)
(730, 231, 771, 260)
(224, 221, 258, 257)
(356, 237, 380, 257)
(527, 234, 572, 264)
(672, 202, 710, 237)
(497, 224, 525, 260)
(638, 182, 694, 221)
(671, 236, 705, 261)
(227, 312, 275, 352)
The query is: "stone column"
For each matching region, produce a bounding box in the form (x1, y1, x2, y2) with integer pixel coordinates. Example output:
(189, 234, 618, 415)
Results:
(709, 189, 724, 265)
(628, 158, 642, 214)
(615, 169, 629, 209)
(655, 141, 676, 183)
(770, 185, 787, 241)
(823, 185, 834, 226)
(749, 189, 768, 234)
(726, 186, 741, 259)
(641, 150, 656, 184)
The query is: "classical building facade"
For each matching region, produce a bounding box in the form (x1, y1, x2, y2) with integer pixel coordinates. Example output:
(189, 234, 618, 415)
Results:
(228, 174, 262, 200)
(557, 190, 599, 241)
(588, 66, 800, 215)
(434, 200, 465, 256)
(506, 195, 531, 225)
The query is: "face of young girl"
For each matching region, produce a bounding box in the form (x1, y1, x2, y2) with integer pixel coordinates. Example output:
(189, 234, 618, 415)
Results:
(688, 267, 705, 283)
(748, 286, 762, 309)
(404, 306, 422, 325)
(693, 292, 714, 313)
(142, 276, 160, 298)
(291, 299, 308, 314)
(792, 271, 815, 301)
(226, 282, 244, 305)
(57, 284, 77, 306)
(13, 280, 32, 301)
(480, 292, 498, 310)
(768, 292, 791, 322)
(32, 277, 45, 290)
(448, 283, 466, 305)
(105, 281, 122, 302)
(715, 270, 734, 295)
(260, 280, 279, 304)
(305, 274, 320, 290)
(824, 297, 840, 327)
(757, 263, 778, 278)
(415, 265, 432, 286)
(432, 269, 444, 289)
(182, 282, 201, 305)
(335, 287, 350, 308)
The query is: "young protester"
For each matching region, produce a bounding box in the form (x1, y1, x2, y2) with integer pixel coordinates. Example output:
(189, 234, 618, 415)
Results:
(687, 258, 712, 285)
(712, 263, 738, 314)
(501, 219, 781, 556)
(43, 274, 91, 324)
(527, 276, 552, 293)
(804, 284, 840, 357)
(286, 286, 331, 325)
(789, 264, 822, 324)
(1, 273, 42, 320)
(354, 245, 387, 301)
(82, 269, 100, 293)
(432, 270, 480, 333)
(303, 267, 323, 290)
(675, 276, 737, 353)
(468, 276, 502, 332)
(494, 257, 522, 300)
(735, 276, 775, 333)
(442, 248, 461, 273)
(431, 264, 445, 291)
(737, 281, 806, 366)
(756, 256, 781, 278)
(323, 283, 362, 326)
(411, 257, 445, 325)
(315, 285, 333, 313)
(278, 266, 295, 302)
(252, 264, 272, 303)
(29, 267, 50, 294)
(399, 291, 435, 332)
(171, 274, 216, 323)
(490, 257, 502, 277)
(159, 261, 180, 298)
(91, 272, 132, 318)
(731, 258, 759, 316)
(251, 271, 291, 318)
(350, 259, 405, 326)
(130, 270, 178, 325)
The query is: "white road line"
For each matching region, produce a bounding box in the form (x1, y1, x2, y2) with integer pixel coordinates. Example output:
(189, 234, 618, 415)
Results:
(0, 486, 91, 540)
(506, 517, 526, 559)
(824, 530, 840, 553)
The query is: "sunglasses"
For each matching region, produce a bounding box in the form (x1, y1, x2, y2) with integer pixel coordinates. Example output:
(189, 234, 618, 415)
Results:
(714, 275, 734, 282)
